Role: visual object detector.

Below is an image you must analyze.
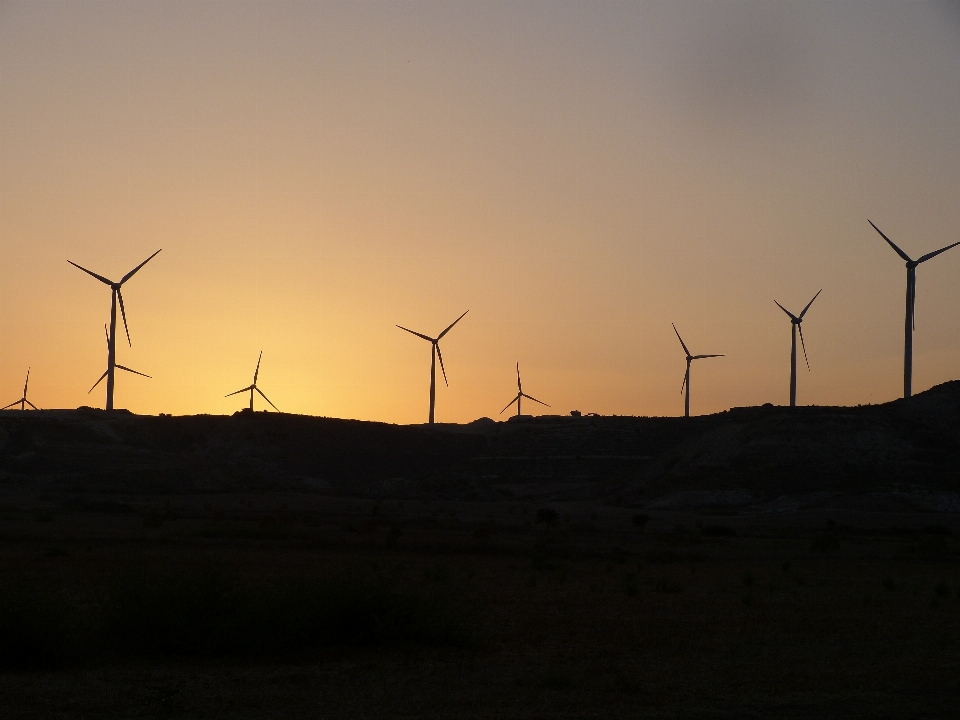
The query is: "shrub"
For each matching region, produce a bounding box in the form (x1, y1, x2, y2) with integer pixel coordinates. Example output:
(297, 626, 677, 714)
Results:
(631, 514, 649, 529)
(536, 508, 559, 526)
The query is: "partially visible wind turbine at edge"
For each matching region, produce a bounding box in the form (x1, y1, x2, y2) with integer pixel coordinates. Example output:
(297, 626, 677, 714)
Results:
(226, 351, 279, 412)
(68, 249, 161, 410)
(500, 363, 550, 417)
(673, 324, 723, 418)
(2, 368, 40, 410)
(774, 289, 821, 408)
(397, 311, 468, 424)
(869, 220, 960, 398)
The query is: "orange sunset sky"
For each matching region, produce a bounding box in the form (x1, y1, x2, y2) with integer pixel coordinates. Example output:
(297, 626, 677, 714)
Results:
(2, 1, 959, 423)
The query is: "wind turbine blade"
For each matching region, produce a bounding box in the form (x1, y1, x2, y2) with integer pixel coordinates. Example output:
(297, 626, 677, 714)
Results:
(680, 371, 687, 395)
(917, 241, 960, 264)
(396, 325, 434, 343)
(117, 289, 132, 346)
(799, 289, 822, 319)
(436, 343, 449, 386)
(692, 354, 724, 359)
(437, 310, 469, 340)
(254, 351, 262, 383)
(1, 400, 20, 410)
(500, 395, 520, 414)
(521, 393, 550, 407)
(672, 323, 691, 357)
(516, 362, 522, 392)
(88, 370, 108, 394)
(23, 368, 29, 397)
(25, 400, 40, 410)
(774, 300, 797, 321)
(225, 385, 254, 397)
(116, 365, 151, 379)
(104, 324, 110, 348)
(255, 387, 279, 412)
(120, 249, 162, 284)
(68, 261, 113, 286)
(868, 220, 913, 263)
(798, 325, 810, 371)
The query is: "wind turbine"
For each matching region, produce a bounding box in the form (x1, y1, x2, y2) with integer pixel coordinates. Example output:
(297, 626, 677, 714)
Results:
(774, 289, 821, 408)
(868, 220, 960, 398)
(226, 351, 279, 412)
(2, 368, 40, 410)
(672, 324, 723, 418)
(68, 249, 161, 410)
(397, 310, 468, 424)
(500, 363, 550, 418)
(89, 324, 151, 399)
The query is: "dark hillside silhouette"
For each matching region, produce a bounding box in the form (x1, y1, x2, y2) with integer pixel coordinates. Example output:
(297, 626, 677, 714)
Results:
(2, 381, 958, 509)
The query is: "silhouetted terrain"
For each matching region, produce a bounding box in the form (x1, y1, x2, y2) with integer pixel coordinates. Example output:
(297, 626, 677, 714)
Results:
(1, 383, 959, 718)
(2, 380, 958, 507)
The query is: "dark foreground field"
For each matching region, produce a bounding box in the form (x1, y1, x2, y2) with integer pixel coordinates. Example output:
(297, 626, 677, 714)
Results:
(2, 384, 960, 718)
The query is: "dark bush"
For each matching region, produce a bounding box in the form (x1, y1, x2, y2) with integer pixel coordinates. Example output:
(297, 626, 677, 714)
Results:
(631, 514, 649, 529)
(536, 508, 559, 526)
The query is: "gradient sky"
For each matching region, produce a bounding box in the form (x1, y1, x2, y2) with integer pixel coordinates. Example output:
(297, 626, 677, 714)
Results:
(2, 1, 959, 422)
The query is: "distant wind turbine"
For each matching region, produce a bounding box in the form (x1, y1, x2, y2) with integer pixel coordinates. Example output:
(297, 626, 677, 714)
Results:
(89, 324, 151, 398)
(673, 324, 723, 418)
(774, 289, 821, 408)
(397, 310, 468, 424)
(868, 220, 960, 398)
(2, 368, 40, 410)
(226, 351, 279, 412)
(500, 363, 550, 417)
(68, 249, 161, 410)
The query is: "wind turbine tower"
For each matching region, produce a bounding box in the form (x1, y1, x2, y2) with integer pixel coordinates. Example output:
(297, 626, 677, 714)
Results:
(89, 324, 151, 398)
(226, 351, 280, 412)
(774, 289, 821, 408)
(397, 311, 468, 424)
(500, 363, 550, 417)
(672, 324, 723, 418)
(2, 369, 40, 410)
(68, 249, 161, 410)
(868, 220, 959, 398)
